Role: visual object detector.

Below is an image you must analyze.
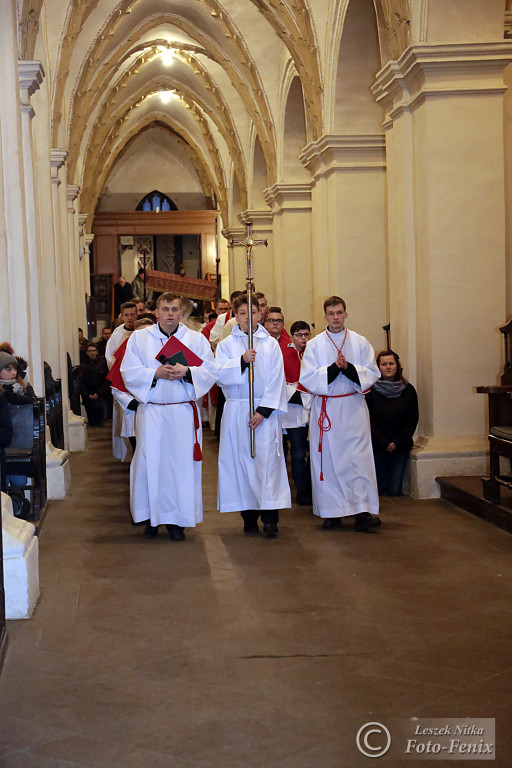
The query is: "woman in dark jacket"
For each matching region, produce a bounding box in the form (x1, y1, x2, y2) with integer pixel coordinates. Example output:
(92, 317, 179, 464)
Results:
(0, 385, 13, 494)
(366, 350, 419, 496)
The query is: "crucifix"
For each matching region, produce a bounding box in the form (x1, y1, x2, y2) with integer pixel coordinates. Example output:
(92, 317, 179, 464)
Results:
(230, 222, 268, 457)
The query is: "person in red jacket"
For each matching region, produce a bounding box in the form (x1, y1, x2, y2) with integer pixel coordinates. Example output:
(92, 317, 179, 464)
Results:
(282, 321, 312, 505)
(264, 307, 290, 355)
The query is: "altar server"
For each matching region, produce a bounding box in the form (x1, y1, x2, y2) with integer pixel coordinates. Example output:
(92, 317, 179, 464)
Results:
(105, 301, 137, 461)
(216, 293, 291, 537)
(120, 292, 217, 541)
(300, 296, 381, 532)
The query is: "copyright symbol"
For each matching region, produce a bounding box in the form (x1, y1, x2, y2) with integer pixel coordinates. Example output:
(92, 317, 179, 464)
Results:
(356, 722, 391, 758)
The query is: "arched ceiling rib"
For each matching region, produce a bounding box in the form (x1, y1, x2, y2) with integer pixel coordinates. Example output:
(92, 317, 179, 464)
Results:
(55, 4, 278, 180)
(80, 89, 228, 221)
(82, 113, 227, 224)
(67, 41, 248, 210)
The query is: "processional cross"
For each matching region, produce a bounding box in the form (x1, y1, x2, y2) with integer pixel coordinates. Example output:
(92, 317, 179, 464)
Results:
(230, 222, 268, 458)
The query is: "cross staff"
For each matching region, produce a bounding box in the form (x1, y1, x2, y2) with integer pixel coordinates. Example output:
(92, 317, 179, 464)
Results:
(230, 222, 268, 457)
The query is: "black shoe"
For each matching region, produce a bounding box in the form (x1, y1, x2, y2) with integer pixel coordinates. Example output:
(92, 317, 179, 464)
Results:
(322, 517, 342, 530)
(167, 524, 185, 542)
(355, 512, 381, 532)
(244, 523, 260, 534)
(296, 489, 312, 506)
(144, 524, 159, 538)
(263, 522, 278, 538)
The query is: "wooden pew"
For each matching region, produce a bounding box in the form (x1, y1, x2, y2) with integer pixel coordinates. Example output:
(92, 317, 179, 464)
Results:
(4, 398, 47, 520)
(477, 318, 512, 501)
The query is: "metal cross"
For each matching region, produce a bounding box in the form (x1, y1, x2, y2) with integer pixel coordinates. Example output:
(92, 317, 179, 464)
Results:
(230, 222, 268, 457)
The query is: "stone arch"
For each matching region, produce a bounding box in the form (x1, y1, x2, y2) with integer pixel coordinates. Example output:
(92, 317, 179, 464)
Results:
(332, 0, 384, 135)
(81, 114, 226, 223)
(281, 76, 309, 182)
(250, 135, 269, 210)
(230, 165, 242, 228)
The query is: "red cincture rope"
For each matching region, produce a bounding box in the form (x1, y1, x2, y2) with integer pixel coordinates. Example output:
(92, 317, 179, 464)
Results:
(189, 401, 202, 461)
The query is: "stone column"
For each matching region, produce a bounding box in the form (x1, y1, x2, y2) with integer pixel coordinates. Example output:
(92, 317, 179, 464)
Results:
(79, 214, 93, 336)
(66, 185, 82, 357)
(50, 150, 72, 450)
(262, 185, 312, 327)
(237, 210, 274, 302)
(299, 136, 387, 349)
(18, 60, 45, 396)
(0, 3, 31, 357)
(221, 225, 245, 293)
(372, 42, 512, 497)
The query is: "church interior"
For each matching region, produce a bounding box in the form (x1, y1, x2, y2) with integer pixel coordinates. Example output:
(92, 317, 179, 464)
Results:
(1, 0, 512, 765)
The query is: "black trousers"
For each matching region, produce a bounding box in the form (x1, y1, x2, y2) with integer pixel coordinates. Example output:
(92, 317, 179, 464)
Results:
(240, 509, 279, 525)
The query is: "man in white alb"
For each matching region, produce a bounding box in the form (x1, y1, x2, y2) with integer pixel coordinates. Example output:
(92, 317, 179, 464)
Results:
(120, 292, 217, 541)
(216, 293, 291, 537)
(105, 301, 137, 460)
(300, 296, 381, 532)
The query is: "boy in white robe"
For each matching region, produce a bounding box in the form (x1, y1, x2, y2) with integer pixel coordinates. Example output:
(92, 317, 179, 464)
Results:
(120, 292, 217, 541)
(105, 301, 137, 461)
(216, 294, 291, 538)
(300, 296, 381, 533)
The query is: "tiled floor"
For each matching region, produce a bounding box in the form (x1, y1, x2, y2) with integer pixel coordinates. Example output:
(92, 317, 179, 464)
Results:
(0, 427, 511, 767)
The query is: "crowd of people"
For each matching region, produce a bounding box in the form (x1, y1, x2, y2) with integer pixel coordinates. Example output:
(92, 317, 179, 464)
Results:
(98, 288, 419, 542)
(0, 288, 419, 536)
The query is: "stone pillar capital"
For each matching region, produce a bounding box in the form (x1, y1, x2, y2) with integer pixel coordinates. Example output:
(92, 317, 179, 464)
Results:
(18, 60, 44, 98)
(221, 226, 245, 242)
(66, 185, 81, 212)
(372, 41, 512, 128)
(50, 149, 68, 184)
(299, 135, 386, 178)
(237, 209, 273, 230)
(263, 183, 311, 213)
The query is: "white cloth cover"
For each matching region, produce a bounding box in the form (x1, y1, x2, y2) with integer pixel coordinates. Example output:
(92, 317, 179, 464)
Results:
(106, 325, 133, 461)
(216, 324, 291, 513)
(120, 323, 217, 527)
(300, 328, 380, 518)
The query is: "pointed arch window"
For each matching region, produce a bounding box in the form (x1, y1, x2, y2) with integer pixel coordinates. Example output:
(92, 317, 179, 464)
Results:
(136, 190, 178, 212)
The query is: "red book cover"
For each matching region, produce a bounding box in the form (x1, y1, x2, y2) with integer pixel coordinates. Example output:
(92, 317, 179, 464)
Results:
(155, 335, 204, 368)
(106, 337, 130, 393)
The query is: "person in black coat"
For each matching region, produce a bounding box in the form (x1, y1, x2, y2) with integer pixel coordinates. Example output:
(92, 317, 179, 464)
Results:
(77, 343, 109, 426)
(114, 277, 133, 316)
(0, 385, 13, 494)
(365, 349, 419, 496)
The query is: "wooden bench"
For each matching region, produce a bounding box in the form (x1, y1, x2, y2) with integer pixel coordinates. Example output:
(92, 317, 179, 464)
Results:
(45, 378, 64, 449)
(5, 398, 47, 520)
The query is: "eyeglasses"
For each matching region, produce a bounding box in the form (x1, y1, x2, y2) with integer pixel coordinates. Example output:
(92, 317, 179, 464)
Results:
(266, 318, 284, 324)
(293, 332, 310, 339)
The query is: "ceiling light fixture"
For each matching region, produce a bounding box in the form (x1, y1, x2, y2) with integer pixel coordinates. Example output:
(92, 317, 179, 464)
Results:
(160, 48, 175, 66)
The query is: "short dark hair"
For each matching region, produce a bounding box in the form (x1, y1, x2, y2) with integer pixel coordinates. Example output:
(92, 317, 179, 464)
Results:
(138, 312, 157, 323)
(137, 268, 144, 276)
(145, 299, 157, 311)
(234, 293, 259, 313)
(230, 290, 243, 302)
(254, 292, 266, 301)
(157, 292, 180, 308)
(87, 343, 98, 351)
(376, 349, 403, 381)
(266, 306, 283, 318)
(323, 296, 346, 313)
(290, 321, 310, 335)
(120, 302, 137, 312)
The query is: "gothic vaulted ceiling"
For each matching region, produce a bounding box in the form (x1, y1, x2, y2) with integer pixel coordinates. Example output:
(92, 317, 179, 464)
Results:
(18, 0, 414, 224)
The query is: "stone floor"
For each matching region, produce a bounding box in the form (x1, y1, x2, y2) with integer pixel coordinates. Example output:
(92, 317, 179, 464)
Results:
(0, 426, 511, 767)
